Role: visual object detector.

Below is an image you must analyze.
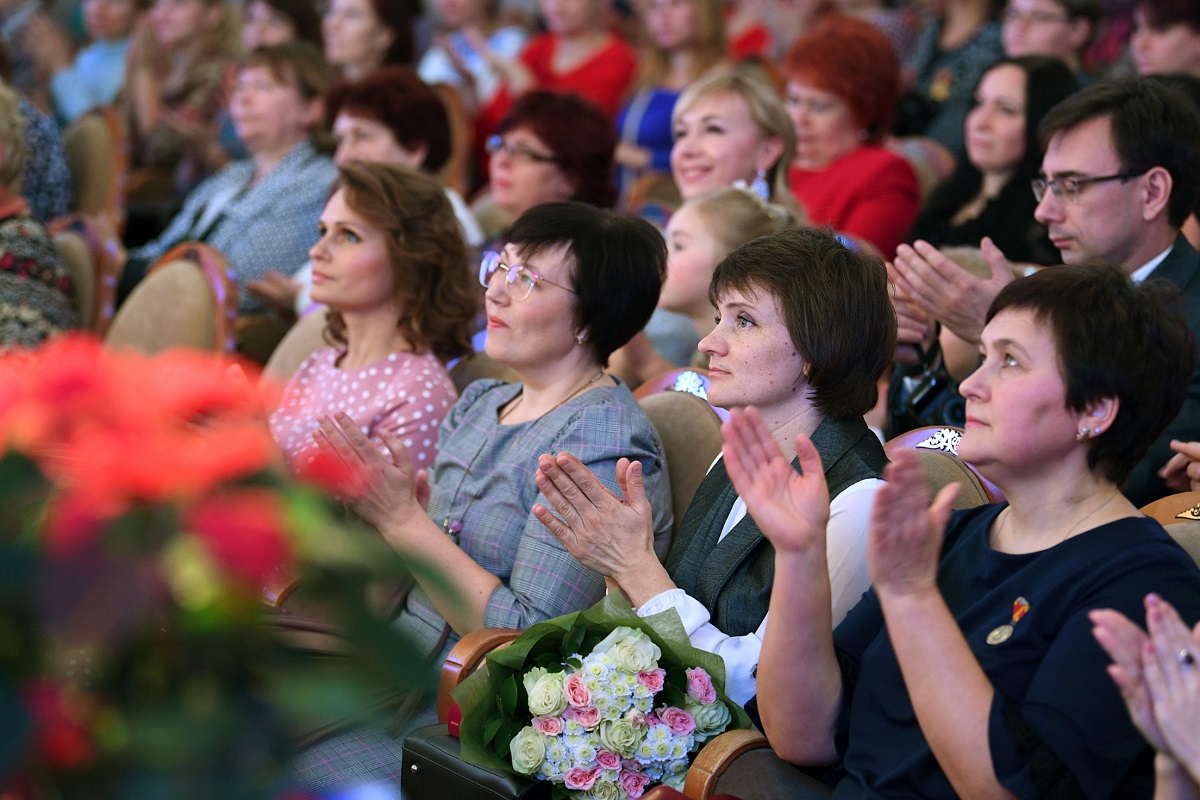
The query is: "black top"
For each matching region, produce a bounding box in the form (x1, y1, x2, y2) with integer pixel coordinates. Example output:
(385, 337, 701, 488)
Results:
(825, 505, 1200, 799)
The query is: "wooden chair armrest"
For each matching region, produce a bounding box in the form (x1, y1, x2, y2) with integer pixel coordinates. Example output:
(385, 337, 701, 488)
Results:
(437, 627, 521, 723)
(683, 728, 770, 799)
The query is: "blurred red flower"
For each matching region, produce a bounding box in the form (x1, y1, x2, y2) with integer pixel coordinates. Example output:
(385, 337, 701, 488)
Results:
(186, 487, 293, 588)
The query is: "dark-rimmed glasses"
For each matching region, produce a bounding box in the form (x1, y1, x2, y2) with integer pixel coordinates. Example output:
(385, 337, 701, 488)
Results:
(479, 251, 576, 301)
(485, 134, 558, 165)
(1031, 172, 1143, 204)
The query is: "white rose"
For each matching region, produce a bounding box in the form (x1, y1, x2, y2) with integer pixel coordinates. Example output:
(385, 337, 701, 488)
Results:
(592, 628, 662, 671)
(685, 698, 732, 742)
(593, 627, 661, 674)
(582, 779, 622, 800)
(526, 671, 568, 717)
(510, 726, 547, 775)
(598, 718, 644, 758)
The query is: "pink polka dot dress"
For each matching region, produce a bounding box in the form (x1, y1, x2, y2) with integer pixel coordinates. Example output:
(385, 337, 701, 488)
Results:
(269, 347, 457, 470)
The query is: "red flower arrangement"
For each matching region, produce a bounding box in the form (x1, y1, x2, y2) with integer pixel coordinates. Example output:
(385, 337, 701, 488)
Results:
(0, 336, 431, 800)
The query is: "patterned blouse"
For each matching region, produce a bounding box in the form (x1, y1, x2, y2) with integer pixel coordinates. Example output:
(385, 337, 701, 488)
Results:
(0, 208, 78, 348)
(399, 378, 674, 661)
(269, 346, 457, 470)
(128, 140, 336, 312)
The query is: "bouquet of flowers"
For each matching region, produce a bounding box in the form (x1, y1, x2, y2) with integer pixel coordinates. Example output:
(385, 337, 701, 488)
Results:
(0, 336, 433, 800)
(452, 593, 751, 799)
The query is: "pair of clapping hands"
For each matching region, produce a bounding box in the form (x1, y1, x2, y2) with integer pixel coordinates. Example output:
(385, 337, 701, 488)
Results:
(1092, 594, 1200, 787)
(889, 237, 1017, 364)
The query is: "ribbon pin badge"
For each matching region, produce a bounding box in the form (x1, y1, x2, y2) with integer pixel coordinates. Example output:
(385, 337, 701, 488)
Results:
(987, 597, 1030, 646)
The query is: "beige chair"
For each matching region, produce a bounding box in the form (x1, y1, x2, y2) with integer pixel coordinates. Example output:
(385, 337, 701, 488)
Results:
(1140, 491, 1200, 566)
(262, 308, 329, 386)
(62, 106, 128, 230)
(49, 214, 120, 335)
(637, 390, 723, 544)
(105, 242, 238, 354)
(885, 425, 1003, 510)
(448, 351, 519, 394)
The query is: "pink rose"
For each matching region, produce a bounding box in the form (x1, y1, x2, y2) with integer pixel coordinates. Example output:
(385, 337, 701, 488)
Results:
(564, 767, 599, 791)
(564, 673, 591, 708)
(685, 668, 717, 704)
(658, 706, 696, 736)
(596, 749, 621, 770)
(564, 704, 602, 729)
(637, 668, 665, 693)
(532, 715, 563, 736)
(620, 771, 652, 799)
(627, 709, 647, 728)
(645, 711, 660, 726)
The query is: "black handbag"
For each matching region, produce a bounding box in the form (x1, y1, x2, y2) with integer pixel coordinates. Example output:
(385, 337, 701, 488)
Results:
(402, 723, 551, 800)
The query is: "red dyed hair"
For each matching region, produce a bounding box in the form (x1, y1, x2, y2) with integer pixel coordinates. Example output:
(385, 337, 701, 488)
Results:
(781, 13, 901, 144)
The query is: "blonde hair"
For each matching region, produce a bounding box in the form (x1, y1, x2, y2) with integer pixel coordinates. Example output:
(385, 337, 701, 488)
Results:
(633, 0, 726, 90)
(686, 185, 791, 256)
(672, 67, 801, 217)
(0, 81, 27, 191)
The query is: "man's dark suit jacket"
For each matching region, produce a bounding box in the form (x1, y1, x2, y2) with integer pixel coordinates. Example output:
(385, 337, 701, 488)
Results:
(1126, 233, 1200, 506)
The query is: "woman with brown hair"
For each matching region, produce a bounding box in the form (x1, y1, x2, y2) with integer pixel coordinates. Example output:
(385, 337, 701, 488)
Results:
(270, 161, 478, 469)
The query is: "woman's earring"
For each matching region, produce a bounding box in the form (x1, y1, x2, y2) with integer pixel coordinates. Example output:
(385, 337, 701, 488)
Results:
(576, 332, 586, 345)
(749, 168, 770, 200)
(1076, 427, 1090, 442)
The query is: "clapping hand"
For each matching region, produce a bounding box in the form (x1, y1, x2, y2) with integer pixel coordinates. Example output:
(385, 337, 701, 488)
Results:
(721, 407, 830, 556)
(533, 454, 658, 583)
(1143, 594, 1200, 780)
(313, 411, 421, 544)
(1091, 602, 1171, 754)
(866, 449, 959, 598)
(891, 237, 1015, 346)
(1159, 440, 1200, 493)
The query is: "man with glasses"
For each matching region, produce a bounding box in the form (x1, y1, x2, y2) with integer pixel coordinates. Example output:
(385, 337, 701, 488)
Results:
(891, 76, 1200, 505)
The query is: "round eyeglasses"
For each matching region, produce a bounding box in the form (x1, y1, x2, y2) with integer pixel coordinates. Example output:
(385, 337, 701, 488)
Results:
(484, 135, 559, 165)
(479, 251, 577, 301)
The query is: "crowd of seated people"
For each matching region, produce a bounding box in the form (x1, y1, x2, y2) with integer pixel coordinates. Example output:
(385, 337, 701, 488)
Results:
(6, 1, 1200, 797)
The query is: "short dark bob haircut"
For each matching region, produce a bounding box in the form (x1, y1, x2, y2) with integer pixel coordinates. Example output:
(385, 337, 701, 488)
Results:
(325, 66, 451, 174)
(496, 91, 617, 209)
(708, 226, 895, 420)
(505, 201, 665, 366)
(987, 263, 1196, 486)
(1038, 77, 1200, 229)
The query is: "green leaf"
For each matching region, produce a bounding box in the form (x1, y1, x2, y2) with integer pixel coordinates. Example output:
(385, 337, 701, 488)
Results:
(497, 675, 517, 718)
(565, 657, 581, 670)
(563, 618, 586, 655)
(483, 713, 503, 746)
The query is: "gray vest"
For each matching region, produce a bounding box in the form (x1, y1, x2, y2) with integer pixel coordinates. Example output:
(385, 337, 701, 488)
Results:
(665, 416, 887, 637)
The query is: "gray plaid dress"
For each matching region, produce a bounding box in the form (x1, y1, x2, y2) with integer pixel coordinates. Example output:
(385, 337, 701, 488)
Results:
(290, 377, 674, 793)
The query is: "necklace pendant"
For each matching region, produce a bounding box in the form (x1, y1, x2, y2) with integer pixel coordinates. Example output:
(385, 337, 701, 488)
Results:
(986, 624, 1014, 645)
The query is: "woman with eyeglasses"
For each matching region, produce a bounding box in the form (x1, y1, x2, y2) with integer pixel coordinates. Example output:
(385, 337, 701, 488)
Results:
(293, 200, 672, 793)
(474, 89, 617, 245)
